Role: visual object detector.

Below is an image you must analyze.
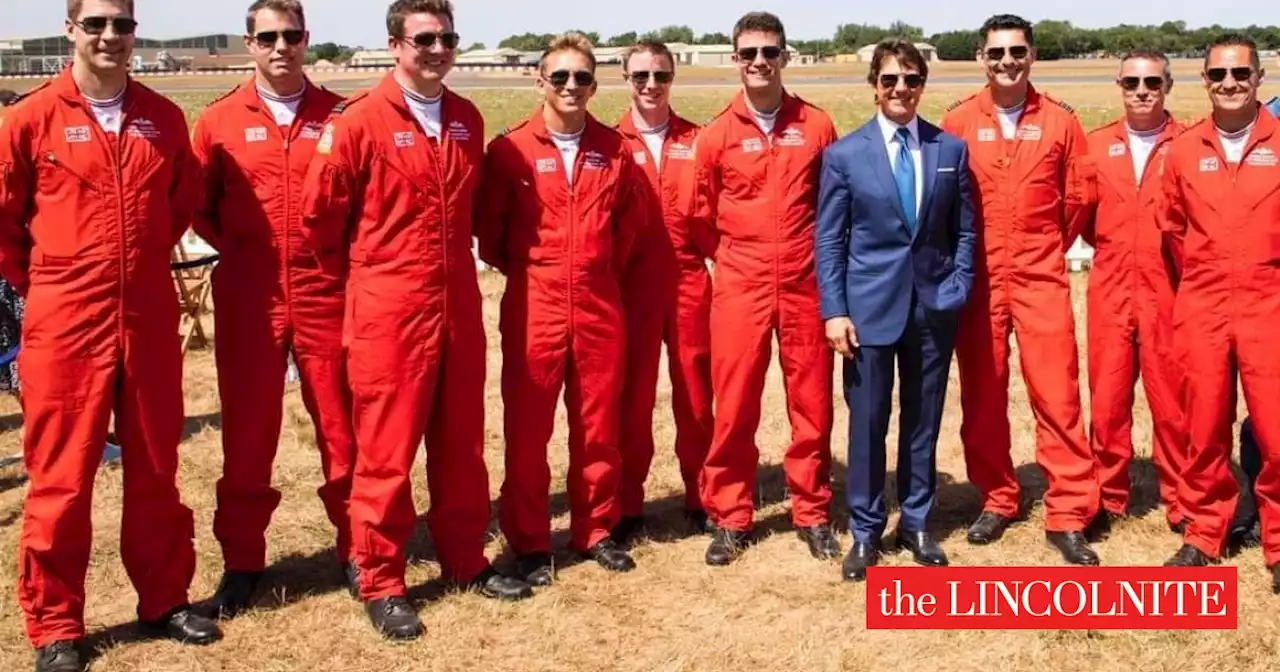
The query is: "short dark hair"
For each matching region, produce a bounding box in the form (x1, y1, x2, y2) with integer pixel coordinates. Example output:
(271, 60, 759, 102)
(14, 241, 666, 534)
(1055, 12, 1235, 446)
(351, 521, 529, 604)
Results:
(246, 0, 305, 34)
(0, 90, 18, 107)
(1204, 32, 1260, 71)
(386, 0, 453, 39)
(67, 0, 133, 19)
(732, 11, 786, 51)
(622, 39, 675, 73)
(979, 14, 1034, 47)
(866, 39, 929, 86)
(1119, 49, 1172, 84)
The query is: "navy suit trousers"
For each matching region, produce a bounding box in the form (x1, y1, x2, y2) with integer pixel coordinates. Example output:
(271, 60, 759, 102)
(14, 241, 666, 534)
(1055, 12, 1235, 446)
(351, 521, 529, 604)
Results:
(844, 295, 957, 542)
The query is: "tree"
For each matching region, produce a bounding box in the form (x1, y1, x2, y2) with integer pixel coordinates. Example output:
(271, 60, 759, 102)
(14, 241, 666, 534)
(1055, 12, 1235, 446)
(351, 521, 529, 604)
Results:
(696, 32, 731, 45)
(640, 25, 695, 44)
(606, 31, 637, 47)
(887, 21, 924, 41)
(465, 42, 485, 51)
(498, 32, 555, 51)
(928, 30, 978, 60)
(307, 42, 342, 63)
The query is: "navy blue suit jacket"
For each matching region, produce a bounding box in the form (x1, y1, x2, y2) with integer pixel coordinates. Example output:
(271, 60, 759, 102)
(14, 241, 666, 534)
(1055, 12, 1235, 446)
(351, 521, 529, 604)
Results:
(815, 115, 977, 347)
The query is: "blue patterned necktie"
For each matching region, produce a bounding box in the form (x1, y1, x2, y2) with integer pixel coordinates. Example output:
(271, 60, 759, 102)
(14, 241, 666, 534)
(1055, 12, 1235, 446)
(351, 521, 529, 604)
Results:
(893, 126, 917, 234)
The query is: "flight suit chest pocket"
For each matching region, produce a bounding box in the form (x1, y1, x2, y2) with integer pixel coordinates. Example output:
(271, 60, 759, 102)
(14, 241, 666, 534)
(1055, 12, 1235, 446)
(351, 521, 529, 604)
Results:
(34, 151, 106, 261)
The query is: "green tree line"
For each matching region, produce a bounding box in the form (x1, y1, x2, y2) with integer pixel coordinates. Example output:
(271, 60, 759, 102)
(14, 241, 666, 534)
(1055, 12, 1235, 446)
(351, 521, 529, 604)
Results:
(486, 20, 1280, 60)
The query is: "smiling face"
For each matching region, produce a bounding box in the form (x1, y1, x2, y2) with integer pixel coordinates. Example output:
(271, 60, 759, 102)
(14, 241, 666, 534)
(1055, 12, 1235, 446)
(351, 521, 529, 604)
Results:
(733, 30, 787, 93)
(538, 48, 596, 116)
(65, 0, 136, 75)
(1203, 44, 1261, 115)
(979, 28, 1034, 92)
(625, 49, 673, 115)
(246, 8, 307, 81)
(389, 11, 456, 84)
(874, 54, 925, 123)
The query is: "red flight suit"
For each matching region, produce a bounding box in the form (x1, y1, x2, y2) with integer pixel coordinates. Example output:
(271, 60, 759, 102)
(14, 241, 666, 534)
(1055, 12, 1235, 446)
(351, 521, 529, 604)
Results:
(614, 108, 715, 517)
(1083, 115, 1187, 527)
(0, 69, 201, 647)
(476, 107, 648, 554)
(299, 74, 492, 599)
(191, 77, 356, 573)
(1158, 108, 1280, 563)
(940, 85, 1101, 531)
(691, 90, 838, 532)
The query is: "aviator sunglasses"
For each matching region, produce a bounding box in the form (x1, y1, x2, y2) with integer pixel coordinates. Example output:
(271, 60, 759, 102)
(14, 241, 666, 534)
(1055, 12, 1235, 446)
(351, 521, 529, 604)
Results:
(1120, 75, 1164, 91)
(985, 45, 1029, 61)
(544, 69, 595, 87)
(628, 70, 673, 85)
(406, 31, 460, 49)
(736, 45, 782, 62)
(252, 29, 305, 47)
(1206, 66, 1254, 83)
(74, 16, 138, 35)
(879, 73, 926, 89)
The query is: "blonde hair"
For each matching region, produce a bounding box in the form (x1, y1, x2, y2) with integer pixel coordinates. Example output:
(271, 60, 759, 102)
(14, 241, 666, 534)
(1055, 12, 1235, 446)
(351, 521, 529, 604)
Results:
(540, 31, 597, 73)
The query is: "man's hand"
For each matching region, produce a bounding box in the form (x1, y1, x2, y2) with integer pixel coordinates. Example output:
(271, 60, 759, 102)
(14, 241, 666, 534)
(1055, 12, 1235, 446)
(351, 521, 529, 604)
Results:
(825, 317, 858, 359)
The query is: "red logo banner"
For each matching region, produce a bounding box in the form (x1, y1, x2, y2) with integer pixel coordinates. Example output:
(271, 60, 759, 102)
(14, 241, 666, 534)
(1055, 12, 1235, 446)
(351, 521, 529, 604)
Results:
(865, 566, 1237, 630)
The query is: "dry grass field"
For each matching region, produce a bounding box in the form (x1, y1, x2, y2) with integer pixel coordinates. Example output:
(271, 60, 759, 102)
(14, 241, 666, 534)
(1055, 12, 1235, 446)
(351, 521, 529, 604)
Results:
(0, 62, 1275, 670)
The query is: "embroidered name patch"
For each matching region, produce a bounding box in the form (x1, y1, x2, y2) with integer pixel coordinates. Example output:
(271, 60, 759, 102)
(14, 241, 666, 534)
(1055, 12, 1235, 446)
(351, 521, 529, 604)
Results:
(64, 126, 91, 143)
(245, 127, 268, 143)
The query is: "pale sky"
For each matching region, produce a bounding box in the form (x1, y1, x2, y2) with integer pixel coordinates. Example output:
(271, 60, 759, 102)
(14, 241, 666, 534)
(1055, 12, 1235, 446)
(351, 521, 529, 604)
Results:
(2, 0, 1273, 49)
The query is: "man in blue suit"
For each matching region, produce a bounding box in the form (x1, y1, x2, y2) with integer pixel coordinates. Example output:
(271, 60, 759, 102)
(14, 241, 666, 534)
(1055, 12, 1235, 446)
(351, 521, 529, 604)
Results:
(815, 39, 977, 581)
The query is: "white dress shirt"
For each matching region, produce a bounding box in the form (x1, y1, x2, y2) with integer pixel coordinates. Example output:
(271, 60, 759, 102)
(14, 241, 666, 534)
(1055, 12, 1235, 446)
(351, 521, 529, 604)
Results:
(876, 112, 923, 218)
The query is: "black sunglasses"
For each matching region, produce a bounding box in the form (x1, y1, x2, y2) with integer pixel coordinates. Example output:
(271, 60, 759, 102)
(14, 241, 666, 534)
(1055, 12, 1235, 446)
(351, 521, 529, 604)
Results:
(628, 70, 673, 85)
(74, 16, 138, 36)
(879, 73, 926, 89)
(545, 69, 594, 87)
(406, 31, 459, 49)
(1120, 75, 1164, 91)
(253, 29, 305, 47)
(736, 46, 782, 62)
(985, 45, 1029, 61)
(1206, 66, 1254, 83)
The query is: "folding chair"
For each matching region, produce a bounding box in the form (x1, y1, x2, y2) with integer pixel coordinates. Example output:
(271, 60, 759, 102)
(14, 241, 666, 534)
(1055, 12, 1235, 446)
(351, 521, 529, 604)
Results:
(171, 237, 219, 355)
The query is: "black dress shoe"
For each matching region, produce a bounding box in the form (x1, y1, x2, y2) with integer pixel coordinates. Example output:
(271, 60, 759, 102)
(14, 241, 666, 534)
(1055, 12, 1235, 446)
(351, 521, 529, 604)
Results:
(1271, 564, 1280, 595)
(517, 553, 555, 586)
(797, 524, 841, 560)
(610, 515, 645, 545)
(896, 529, 949, 566)
(467, 566, 533, 601)
(685, 508, 714, 535)
(35, 640, 84, 672)
(842, 541, 883, 582)
(365, 596, 421, 640)
(140, 605, 222, 645)
(1229, 518, 1261, 551)
(582, 538, 636, 572)
(705, 528, 750, 566)
(1164, 544, 1213, 566)
(210, 569, 263, 619)
(1047, 531, 1100, 566)
(967, 511, 1015, 544)
(342, 561, 361, 600)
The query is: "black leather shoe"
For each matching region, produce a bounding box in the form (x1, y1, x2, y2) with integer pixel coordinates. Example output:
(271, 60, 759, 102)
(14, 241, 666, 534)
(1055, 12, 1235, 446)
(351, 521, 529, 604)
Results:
(468, 566, 533, 601)
(35, 640, 84, 672)
(685, 508, 714, 535)
(516, 553, 555, 586)
(342, 561, 361, 600)
(1085, 511, 1116, 542)
(1271, 564, 1280, 595)
(365, 596, 421, 640)
(1047, 531, 1100, 565)
(705, 528, 750, 566)
(610, 516, 645, 545)
(1169, 519, 1188, 535)
(896, 529, 949, 566)
(139, 605, 222, 645)
(797, 524, 841, 560)
(1164, 544, 1213, 566)
(967, 511, 1015, 544)
(210, 569, 263, 619)
(842, 541, 883, 582)
(583, 538, 636, 572)
(1229, 518, 1261, 551)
